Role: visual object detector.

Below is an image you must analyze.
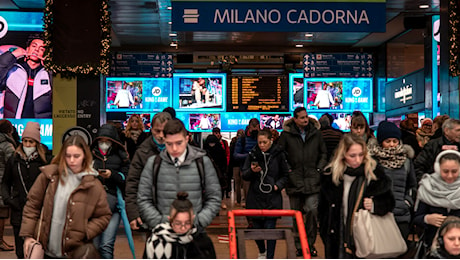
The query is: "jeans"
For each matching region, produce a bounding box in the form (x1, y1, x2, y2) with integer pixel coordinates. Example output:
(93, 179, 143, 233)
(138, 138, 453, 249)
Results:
(94, 193, 120, 259)
(252, 218, 277, 259)
(289, 193, 318, 250)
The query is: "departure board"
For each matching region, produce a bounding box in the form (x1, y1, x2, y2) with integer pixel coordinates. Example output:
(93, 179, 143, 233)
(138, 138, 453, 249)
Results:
(227, 76, 289, 112)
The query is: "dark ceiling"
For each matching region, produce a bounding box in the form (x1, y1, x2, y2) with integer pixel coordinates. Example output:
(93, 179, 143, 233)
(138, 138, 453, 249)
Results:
(0, 0, 440, 53)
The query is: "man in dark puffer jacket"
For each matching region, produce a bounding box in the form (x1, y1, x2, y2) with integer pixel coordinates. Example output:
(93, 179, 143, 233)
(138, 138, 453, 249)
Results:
(278, 107, 327, 256)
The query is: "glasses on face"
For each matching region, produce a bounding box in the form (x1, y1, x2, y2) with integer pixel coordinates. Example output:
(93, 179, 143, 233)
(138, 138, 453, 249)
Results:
(172, 221, 192, 229)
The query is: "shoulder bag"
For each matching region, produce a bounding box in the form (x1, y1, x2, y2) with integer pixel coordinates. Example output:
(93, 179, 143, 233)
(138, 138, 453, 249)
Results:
(351, 181, 408, 258)
(25, 208, 45, 259)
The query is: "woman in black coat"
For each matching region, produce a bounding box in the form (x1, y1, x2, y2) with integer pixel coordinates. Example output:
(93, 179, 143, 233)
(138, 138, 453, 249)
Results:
(91, 123, 130, 258)
(242, 128, 290, 259)
(319, 133, 395, 258)
(1, 122, 50, 258)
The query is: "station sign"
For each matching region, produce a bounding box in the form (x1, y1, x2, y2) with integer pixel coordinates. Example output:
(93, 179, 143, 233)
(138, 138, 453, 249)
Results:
(385, 69, 425, 111)
(303, 53, 373, 78)
(171, 0, 386, 32)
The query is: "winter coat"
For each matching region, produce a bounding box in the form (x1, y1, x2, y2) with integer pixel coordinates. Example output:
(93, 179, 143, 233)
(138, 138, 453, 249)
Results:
(242, 144, 289, 211)
(372, 145, 417, 224)
(233, 128, 258, 167)
(318, 165, 395, 259)
(320, 126, 343, 162)
(125, 136, 161, 222)
(414, 201, 460, 246)
(2, 148, 48, 226)
(91, 124, 130, 197)
(0, 132, 16, 207)
(19, 164, 111, 258)
(414, 135, 460, 182)
(137, 145, 221, 231)
(121, 130, 149, 160)
(0, 52, 52, 119)
(278, 118, 328, 195)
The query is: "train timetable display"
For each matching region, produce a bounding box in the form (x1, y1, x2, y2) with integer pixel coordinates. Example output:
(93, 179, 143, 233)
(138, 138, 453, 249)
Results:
(227, 76, 289, 112)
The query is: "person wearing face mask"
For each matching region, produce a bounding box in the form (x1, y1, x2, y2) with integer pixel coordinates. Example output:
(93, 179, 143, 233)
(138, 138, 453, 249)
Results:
(1, 122, 50, 258)
(369, 121, 417, 243)
(233, 118, 260, 207)
(242, 129, 289, 259)
(91, 124, 130, 259)
(318, 134, 394, 258)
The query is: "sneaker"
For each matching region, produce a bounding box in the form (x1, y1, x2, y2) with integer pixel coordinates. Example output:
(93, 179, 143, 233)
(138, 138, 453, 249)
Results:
(258, 252, 266, 259)
(221, 201, 227, 209)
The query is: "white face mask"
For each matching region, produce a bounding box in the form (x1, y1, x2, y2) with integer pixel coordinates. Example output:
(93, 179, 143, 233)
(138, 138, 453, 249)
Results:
(23, 146, 36, 157)
(98, 141, 111, 153)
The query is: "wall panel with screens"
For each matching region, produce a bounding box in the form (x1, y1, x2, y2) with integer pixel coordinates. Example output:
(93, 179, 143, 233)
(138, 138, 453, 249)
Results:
(227, 75, 289, 112)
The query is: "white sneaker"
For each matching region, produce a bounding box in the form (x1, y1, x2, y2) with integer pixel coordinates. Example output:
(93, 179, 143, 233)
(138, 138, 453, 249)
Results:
(258, 252, 266, 259)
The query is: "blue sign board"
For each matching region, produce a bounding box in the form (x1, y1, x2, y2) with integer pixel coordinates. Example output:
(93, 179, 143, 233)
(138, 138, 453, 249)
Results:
(171, 1, 386, 32)
(303, 53, 373, 78)
(9, 119, 53, 149)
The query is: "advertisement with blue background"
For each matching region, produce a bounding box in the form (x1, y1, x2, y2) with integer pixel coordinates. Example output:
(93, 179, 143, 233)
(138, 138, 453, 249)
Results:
(172, 0, 386, 32)
(9, 119, 53, 149)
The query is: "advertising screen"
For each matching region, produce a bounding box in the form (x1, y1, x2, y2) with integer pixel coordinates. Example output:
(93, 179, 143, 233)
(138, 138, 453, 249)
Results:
(309, 112, 370, 132)
(10, 119, 53, 149)
(227, 75, 289, 112)
(106, 77, 172, 112)
(289, 73, 305, 111)
(173, 73, 226, 111)
(260, 113, 292, 130)
(305, 78, 372, 112)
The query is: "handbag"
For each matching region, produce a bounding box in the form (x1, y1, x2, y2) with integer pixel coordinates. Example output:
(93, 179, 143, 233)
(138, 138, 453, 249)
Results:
(351, 181, 408, 258)
(25, 209, 45, 259)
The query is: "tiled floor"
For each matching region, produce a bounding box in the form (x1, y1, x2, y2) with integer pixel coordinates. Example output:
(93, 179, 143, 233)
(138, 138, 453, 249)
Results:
(0, 190, 325, 259)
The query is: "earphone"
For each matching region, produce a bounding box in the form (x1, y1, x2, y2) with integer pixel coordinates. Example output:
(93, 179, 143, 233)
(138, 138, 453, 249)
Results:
(433, 150, 460, 173)
(437, 219, 460, 248)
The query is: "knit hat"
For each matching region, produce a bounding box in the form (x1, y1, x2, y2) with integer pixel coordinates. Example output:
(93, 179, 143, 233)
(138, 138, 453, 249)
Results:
(377, 121, 401, 144)
(22, 122, 41, 143)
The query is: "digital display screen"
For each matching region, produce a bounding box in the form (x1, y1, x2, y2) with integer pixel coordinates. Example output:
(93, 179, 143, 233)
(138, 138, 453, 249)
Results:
(9, 119, 53, 149)
(308, 112, 370, 132)
(289, 73, 305, 111)
(106, 77, 172, 112)
(123, 113, 152, 132)
(173, 73, 226, 111)
(305, 78, 372, 112)
(260, 113, 292, 130)
(227, 75, 289, 112)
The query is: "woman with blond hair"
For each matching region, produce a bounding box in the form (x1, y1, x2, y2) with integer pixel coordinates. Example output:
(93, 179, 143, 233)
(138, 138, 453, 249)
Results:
(318, 133, 395, 258)
(122, 114, 149, 159)
(20, 135, 111, 258)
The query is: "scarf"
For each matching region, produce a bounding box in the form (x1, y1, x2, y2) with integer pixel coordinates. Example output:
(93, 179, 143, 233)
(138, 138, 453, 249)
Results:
(145, 222, 197, 259)
(153, 136, 165, 151)
(416, 172, 460, 210)
(20, 150, 39, 162)
(130, 130, 142, 143)
(344, 164, 365, 177)
(369, 144, 407, 169)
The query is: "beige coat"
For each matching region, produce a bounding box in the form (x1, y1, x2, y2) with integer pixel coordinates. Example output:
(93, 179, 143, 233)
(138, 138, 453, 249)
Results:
(20, 164, 111, 258)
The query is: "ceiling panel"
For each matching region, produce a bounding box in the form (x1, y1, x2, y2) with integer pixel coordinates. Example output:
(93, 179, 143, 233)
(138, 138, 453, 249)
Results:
(0, 0, 441, 51)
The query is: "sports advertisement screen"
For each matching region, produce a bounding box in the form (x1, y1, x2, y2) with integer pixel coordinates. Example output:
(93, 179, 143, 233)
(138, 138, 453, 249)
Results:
(106, 77, 172, 112)
(173, 73, 226, 111)
(305, 78, 372, 112)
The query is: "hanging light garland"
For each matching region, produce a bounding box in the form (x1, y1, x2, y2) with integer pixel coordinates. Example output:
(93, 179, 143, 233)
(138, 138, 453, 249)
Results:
(449, 0, 459, 76)
(43, 0, 111, 77)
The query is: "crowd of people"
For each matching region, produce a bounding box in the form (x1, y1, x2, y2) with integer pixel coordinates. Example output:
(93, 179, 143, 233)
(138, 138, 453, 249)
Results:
(0, 107, 459, 259)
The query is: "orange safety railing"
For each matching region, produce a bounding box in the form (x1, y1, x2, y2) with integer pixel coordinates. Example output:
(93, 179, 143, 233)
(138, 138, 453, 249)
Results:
(228, 209, 310, 259)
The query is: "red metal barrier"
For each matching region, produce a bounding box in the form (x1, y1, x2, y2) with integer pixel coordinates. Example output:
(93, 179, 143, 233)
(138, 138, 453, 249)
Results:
(228, 209, 310, 259)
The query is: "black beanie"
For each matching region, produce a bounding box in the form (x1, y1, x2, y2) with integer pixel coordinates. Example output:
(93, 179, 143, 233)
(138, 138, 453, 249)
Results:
(377, 121, 401, 144)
